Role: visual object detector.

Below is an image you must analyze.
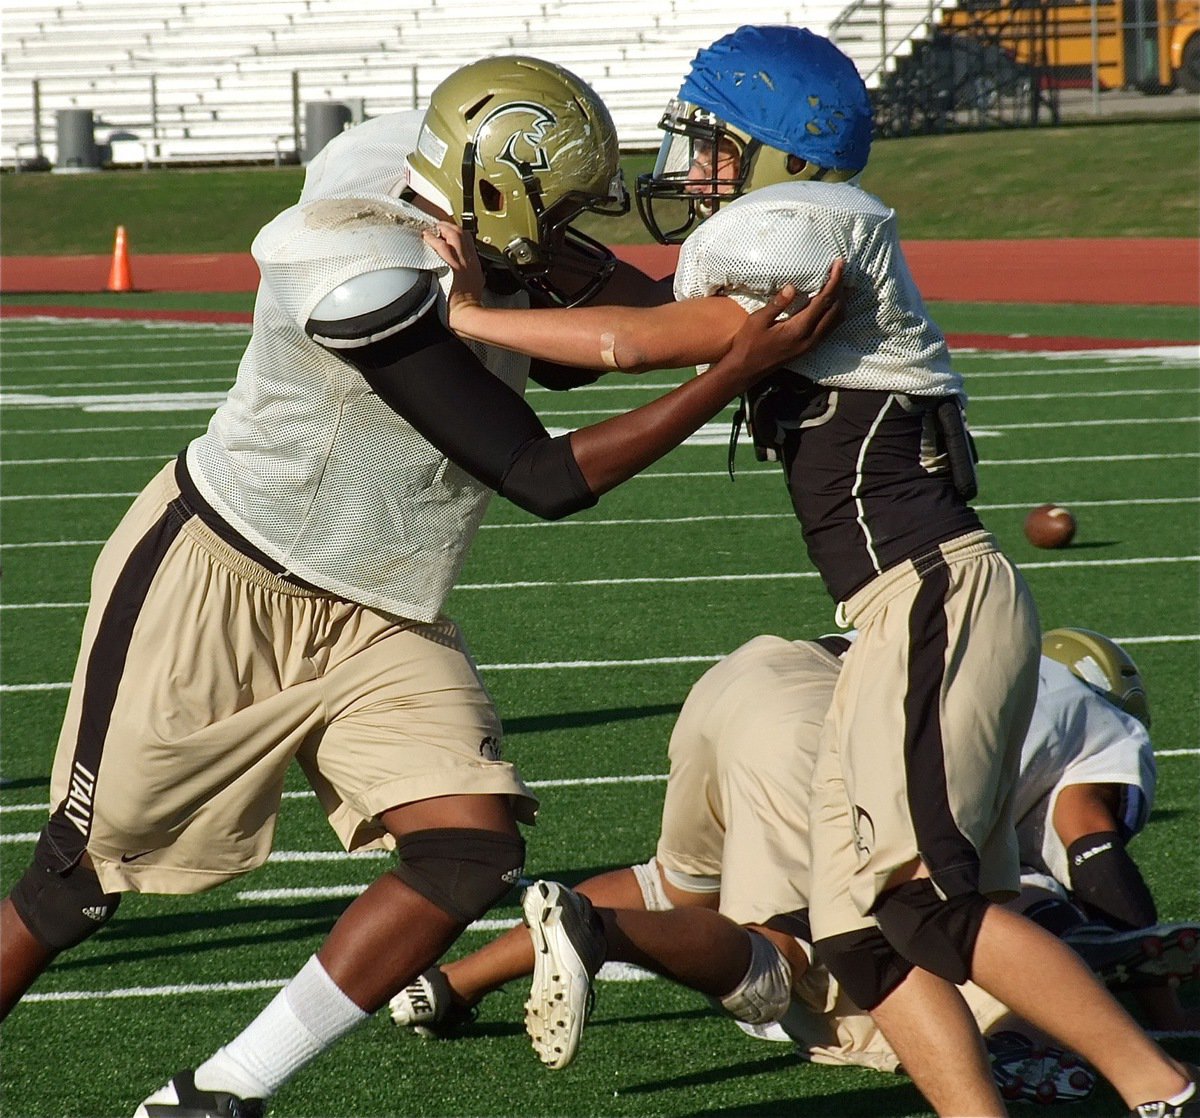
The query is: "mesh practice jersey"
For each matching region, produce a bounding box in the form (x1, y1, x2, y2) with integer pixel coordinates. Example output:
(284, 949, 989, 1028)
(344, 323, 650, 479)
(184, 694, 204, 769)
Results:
(1013, 656, 1156, 885)
(188, 112, 530, 621)
(673, 181, 960, 396)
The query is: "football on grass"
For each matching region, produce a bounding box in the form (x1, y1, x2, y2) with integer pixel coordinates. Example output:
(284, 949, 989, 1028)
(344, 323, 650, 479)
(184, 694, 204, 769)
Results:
(1024, 504, 1076, 549)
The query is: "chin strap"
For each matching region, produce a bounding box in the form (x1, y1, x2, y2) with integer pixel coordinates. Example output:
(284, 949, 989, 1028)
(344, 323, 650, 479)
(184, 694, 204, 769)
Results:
(727, 398, 746, 480)
(460, 141, 478, 234)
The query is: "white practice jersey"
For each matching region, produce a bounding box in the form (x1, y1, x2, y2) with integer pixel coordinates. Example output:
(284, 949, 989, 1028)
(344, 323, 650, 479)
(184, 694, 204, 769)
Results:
(674, 180, 960, 397)
(188, 112, 530, 621)
(1013, 656, 1156, 885)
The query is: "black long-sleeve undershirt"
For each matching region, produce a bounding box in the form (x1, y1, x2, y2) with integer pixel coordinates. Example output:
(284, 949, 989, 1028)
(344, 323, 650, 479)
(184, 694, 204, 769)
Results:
(321, 310, 597, 520)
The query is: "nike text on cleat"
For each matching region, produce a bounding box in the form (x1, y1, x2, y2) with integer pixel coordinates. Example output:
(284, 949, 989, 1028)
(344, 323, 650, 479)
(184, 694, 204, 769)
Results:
(1063, 923, 1200, 990)
(133, 1071, 264, 1118)
(987, 1030, 1096, 1105)
(387, 966, 478, 1039)
(521, 879, 606, 1070)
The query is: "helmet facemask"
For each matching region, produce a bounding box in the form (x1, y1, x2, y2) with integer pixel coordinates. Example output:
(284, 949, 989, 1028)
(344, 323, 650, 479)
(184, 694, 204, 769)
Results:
(636, 101, 754, 244)
(635, 99, 853, 245)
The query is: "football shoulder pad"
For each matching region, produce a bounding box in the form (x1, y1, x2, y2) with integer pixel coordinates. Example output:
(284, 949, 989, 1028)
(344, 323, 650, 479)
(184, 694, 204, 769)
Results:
(306, 267, 439, 350)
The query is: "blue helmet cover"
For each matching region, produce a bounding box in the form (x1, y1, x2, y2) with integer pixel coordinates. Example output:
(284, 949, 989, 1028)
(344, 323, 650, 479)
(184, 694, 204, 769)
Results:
(678, 25, 873, 172)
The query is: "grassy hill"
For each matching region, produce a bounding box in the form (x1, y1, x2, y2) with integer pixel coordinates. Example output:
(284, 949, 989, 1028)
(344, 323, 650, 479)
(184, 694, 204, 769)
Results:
(1, 119, 1196, 256)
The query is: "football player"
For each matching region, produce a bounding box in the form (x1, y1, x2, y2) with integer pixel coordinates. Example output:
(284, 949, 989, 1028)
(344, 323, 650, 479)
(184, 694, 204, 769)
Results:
(416, 26, 1197, 1118)
(0, 55, 847, 1118)
(392, 628, 1197, 1101)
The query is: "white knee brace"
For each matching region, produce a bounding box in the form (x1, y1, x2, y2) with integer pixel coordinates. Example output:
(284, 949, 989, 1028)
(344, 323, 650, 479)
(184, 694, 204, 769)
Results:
(719, 931, 792, 1025)
(632, 859, 675, 911)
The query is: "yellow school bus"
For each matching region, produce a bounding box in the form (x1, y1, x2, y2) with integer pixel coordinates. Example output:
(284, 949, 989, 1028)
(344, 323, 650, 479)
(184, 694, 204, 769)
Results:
(944, 0, 1200, 93)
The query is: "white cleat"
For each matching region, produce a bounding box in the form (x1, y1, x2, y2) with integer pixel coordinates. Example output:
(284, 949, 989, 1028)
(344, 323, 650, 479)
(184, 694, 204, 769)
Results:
(521, 879, 605, 1070)
(388, 967, 477, 1039)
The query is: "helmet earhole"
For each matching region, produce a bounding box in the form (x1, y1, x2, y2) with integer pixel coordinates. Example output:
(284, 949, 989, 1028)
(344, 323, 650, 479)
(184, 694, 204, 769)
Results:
(479, 180, 505, 213)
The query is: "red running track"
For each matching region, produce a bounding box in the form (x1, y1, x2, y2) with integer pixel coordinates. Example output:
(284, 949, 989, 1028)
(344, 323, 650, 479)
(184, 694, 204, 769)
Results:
(2, 239, 1197, 305)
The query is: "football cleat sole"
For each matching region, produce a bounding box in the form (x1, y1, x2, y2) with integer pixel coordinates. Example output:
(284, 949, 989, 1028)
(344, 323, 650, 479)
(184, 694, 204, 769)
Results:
(1064, 923, 1200, 990)
(988, 1030, 1096, 1106)
(522, 879, 604, 1070)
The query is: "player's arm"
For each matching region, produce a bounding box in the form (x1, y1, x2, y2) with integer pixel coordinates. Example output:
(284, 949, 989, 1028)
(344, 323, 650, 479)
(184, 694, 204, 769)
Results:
(1052, 782, 1157, 931)
(306, 262, 843, 516)
(423, 220, 746, 373)
(522, 258, 676, 388)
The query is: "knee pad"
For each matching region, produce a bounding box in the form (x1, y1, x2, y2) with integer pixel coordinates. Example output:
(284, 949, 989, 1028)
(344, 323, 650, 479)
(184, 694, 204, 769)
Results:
(814, 926, 913, 1011)
(393, 828, 524, 925)
(631, 859, 674, 912)
(10, 849, 121, 951)
(718, 930, 792, 1025)
(873, 879, 991, 985)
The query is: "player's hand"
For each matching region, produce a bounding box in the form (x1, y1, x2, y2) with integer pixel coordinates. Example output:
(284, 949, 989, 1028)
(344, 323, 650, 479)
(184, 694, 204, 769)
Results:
(422, 220, 485, 323)
(719, 260, 846, 390)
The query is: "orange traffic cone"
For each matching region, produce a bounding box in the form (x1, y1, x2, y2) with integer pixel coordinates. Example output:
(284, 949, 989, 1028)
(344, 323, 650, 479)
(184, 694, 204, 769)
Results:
(106, 225, 134, 293)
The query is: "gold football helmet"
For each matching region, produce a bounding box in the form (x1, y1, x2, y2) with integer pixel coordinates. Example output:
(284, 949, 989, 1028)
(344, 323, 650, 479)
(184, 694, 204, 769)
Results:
(1042, 627, 1150, 727)
(406, 55, 628, 306)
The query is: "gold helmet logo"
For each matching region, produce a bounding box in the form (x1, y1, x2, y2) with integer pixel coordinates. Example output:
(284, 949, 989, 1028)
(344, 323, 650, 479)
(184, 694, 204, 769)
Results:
(476, 102, 558, 175)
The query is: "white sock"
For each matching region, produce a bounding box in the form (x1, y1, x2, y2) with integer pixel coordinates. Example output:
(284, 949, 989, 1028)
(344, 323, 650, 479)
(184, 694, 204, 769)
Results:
(1167, 1080, 1197, 1106)
(194, 955, 368, 1099)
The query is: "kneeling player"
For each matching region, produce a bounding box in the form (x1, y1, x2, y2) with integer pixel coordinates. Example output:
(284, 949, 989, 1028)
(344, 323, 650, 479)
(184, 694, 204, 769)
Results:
(392, 629, 1197, 1104)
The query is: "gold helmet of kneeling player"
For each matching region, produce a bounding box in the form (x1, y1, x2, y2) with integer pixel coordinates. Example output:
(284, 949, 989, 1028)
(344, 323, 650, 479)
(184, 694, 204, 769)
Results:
(1042, 627, 1150, 728)
(406, 55, 628, 307)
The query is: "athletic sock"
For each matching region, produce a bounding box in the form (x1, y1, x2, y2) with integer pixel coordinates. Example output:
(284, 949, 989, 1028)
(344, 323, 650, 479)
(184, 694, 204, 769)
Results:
(1166, 1079, 1196, 1106)
(194, 955, 368, 1099)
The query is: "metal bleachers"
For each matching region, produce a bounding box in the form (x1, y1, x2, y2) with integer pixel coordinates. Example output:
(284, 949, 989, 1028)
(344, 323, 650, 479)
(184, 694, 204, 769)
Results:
(0, 0, 947, 168)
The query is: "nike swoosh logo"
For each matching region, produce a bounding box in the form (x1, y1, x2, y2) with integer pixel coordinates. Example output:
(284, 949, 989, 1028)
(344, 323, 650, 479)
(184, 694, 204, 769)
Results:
(120, 849, 156, 863)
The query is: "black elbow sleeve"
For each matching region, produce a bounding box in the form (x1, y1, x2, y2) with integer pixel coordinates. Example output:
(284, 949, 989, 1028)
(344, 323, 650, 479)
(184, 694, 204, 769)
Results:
(1067, 831, 1158, 931)
(500, 432, 597, 520)
(329, 317, 597, 519)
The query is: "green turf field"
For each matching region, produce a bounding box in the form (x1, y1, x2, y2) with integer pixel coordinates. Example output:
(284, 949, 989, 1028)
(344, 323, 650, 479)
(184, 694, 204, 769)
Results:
(0, 308, 1197, 1117)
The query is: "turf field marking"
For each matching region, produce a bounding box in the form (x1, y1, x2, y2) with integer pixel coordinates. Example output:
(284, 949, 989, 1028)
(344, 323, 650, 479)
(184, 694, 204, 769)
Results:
(971, 389, 1198, 403)
(2, 422, 201, 436)
(6, 376, 235, 390)
(0, 324, 248, 338)
(15, 971, 1200, 1007)
(2, 386, 1195, 416)
(3, 563, 1198, 617)
(956, 346, 1199, 361)
(531, 414, 1200, 430)
(5, 455, 173, 466)
(4, 497, 1200, 551)
(0, 776, 673, 817)
(633, 452, 1200, 479)
(22, 961, 656, 1005)
(0, 392, 228, 412)
(5, 422, 1199, 463)
(2, 341, 245, 356)
(7, 360, 1193, 393)
(12, 757, 1200, 824)
(3, 450, 1199, 501)
(951, 364, 1200, 379)
(0, 491, 141, 503)
(2, 415, 1196, 440)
